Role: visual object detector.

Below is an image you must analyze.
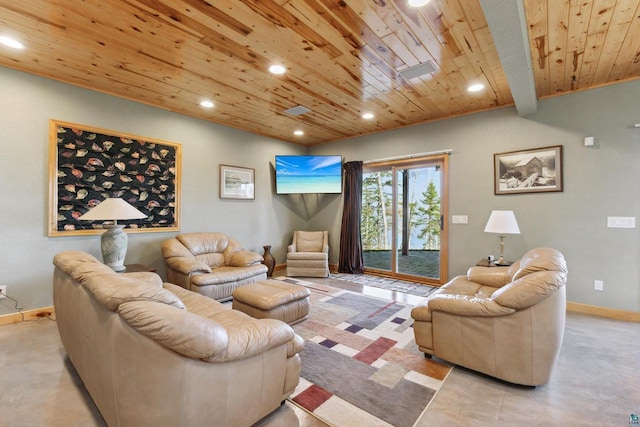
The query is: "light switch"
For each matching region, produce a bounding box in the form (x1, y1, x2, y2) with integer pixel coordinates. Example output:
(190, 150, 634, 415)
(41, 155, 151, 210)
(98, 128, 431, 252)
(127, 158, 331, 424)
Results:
(607, 217, 636, 228)
(452, 215, 468, 224)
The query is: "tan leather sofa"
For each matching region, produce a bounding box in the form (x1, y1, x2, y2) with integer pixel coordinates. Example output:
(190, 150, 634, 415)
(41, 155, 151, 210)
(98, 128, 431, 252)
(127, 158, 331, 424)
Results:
(53, 251, 303, 427)
(161, 232, 268, 301)
(411, 247, 567, 386)
(286, 230, 330, 277)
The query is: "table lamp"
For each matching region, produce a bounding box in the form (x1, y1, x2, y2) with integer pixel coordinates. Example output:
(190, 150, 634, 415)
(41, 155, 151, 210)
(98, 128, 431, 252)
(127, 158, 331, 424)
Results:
(78, 198, 147, 271)
(484, 210, 520, 265)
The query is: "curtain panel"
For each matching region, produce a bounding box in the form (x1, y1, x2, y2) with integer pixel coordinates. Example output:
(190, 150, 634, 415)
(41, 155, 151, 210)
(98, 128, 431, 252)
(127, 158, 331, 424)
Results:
(338, 161, 364, 273)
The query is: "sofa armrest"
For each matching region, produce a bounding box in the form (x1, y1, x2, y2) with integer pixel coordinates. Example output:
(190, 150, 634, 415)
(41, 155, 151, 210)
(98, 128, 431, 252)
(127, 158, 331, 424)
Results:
(427, 294, 515, 317)
(288, 333, 305, 358)
(209, 318, 296, 362)
(122, 271, 163, 286)
(229, 250, 263, 267)
(467, 266, 512, 288)
(165, 257, 211, 274)
(492, 270, 567, 310)
(287, 243, 296, 253)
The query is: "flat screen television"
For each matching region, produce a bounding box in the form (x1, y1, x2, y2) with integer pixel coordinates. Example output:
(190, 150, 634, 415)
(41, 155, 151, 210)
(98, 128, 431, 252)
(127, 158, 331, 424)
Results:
(275, 155, 343, 194)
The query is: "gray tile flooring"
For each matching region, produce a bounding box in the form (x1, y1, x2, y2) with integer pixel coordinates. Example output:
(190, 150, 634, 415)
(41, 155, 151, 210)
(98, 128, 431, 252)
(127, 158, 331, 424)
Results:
(1, 275, 638, 426)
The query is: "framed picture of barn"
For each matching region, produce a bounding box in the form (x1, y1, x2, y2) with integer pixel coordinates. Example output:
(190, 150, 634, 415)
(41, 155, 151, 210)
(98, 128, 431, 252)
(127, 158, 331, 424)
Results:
(493, 145, 563, 195)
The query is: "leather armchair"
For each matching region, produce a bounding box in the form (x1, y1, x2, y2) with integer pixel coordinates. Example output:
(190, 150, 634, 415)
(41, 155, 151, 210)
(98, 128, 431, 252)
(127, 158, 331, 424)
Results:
(411, 247, 568, 386)
(161, 232, 267, 301)
(286, 230, 329, 277)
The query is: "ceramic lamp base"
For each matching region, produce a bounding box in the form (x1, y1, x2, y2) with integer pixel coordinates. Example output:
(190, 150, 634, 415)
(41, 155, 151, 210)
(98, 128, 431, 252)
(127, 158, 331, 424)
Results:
(101, 224, 128, 271)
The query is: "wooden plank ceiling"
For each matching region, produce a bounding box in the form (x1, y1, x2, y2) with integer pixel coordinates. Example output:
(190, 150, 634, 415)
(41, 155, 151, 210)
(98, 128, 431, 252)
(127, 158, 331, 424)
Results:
(0, 0, 638, 145)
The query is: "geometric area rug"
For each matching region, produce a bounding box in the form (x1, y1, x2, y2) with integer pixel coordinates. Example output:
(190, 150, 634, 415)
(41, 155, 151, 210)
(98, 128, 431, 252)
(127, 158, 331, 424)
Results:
(281, 278, 452, 427)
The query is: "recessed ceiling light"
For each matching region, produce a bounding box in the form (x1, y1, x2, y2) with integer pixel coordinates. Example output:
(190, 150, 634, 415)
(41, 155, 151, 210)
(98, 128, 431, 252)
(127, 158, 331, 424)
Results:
(199, 100, 214, 108)
(293, 130, 304, 136)
(0, 36, 25, 49)
(362, 112, 375, 120)
(407, 0, 431, 7)
(269, 64, 286, 75)
(467, 83, 485, 92)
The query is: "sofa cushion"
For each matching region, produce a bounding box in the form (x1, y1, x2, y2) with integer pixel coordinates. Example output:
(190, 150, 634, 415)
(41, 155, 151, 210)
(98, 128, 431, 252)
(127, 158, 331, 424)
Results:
(195, 253, 225, 268)
(83, 273, 186, 311)
(295, 231, 324, 252)
(427, 294, 515, 316)
(164, 283, 230, 317)
(427, 277, 513, 316)
(177, 232, 229, 256)
(118, 300, 228, 359)
(491, 248, 568, 310)
(119, 286, 296, 362)
(190, 265, 268, 286)
(53, 251, 115, 279)
(223, 237, 246, 265)
(53, 251, 186, 311)
(229, 250, 263, 267)
(491, 270, 567, 309)
(286, 252, 328, 261)
(203, 316, 295, 362)
(413, 276, 515, 318)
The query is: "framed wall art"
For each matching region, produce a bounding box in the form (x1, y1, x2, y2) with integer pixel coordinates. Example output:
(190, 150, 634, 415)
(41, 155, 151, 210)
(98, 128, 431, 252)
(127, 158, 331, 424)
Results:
(493, 145, 563, 195)
(220, 164, 255, 200)
(48, 119, 181, 236)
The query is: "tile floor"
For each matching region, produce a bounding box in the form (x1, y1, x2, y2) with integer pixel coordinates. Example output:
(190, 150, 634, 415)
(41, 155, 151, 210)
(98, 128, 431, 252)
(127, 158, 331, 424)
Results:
(0, 275, 638, 426)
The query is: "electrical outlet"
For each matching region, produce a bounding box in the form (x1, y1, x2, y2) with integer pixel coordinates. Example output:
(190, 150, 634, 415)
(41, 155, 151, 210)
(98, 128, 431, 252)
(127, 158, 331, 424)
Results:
(0, 285, 6, 299)
(594, 280, 604, 291)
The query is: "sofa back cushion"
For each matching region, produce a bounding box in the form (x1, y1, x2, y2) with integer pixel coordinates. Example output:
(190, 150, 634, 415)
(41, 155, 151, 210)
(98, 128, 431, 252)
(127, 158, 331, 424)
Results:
(195, 253, 225, 268)
(295, 231, 325, 252)
(54, 250, 115, 278)
(53, 251, 186, 311)
(118, 300, 228, 359)
(172, 233, 247, 268)
(491, 248, 567, 310)
(177, 233, 229, 256)
(85, 275, 186, 311)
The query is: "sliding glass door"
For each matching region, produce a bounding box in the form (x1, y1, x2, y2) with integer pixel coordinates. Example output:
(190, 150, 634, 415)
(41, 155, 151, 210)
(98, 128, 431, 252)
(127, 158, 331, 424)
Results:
(361, 155, 448, 284)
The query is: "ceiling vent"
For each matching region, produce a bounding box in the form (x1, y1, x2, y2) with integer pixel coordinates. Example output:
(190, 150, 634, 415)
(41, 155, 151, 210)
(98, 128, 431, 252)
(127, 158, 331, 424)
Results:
(284, 105, 311, 116)
(398, 60, 437, 81)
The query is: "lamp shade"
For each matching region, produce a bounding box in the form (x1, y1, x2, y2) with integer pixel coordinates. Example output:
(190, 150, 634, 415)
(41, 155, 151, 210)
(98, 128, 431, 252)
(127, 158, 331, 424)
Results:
(78, 198, 146, 272)
(78, 198, 147, 221)
(484, 210, 520, 234)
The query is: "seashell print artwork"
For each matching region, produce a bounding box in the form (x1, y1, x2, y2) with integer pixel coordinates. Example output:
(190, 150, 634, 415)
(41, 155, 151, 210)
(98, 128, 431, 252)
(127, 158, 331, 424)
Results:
(50, 120, 181, 236)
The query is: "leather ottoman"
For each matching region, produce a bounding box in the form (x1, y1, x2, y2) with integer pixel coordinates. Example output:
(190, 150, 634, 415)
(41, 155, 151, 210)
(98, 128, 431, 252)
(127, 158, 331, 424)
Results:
(232, 279, 310, 325)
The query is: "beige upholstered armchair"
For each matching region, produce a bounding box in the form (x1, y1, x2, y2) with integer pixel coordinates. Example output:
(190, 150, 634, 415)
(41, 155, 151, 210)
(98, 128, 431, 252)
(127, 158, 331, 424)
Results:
(286, 230, 330, 277)
(161, 232, 267, 301)
(411, 248, 568, 386)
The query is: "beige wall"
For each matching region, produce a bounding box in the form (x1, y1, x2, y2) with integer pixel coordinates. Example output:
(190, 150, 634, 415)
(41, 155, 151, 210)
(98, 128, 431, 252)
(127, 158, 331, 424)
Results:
(0, 66, 306, 315)
(0, 65, 638, 314)
(311, 82, 640, 312)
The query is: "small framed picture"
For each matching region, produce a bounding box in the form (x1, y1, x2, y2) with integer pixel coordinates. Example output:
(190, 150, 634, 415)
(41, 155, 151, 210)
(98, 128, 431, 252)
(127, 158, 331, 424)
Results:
(493, 145, 563, 195)
(220, 164, 255, 200)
